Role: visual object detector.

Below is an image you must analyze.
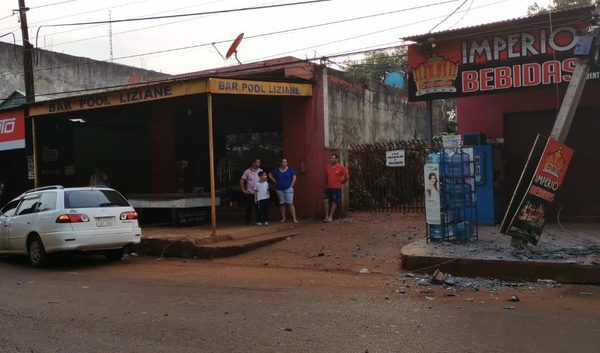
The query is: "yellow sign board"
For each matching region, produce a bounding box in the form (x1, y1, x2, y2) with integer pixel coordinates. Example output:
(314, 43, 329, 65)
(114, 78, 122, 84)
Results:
(208, 78, 312, 96)
(29, 78, 312, 117)
(29, 80, 209, 117)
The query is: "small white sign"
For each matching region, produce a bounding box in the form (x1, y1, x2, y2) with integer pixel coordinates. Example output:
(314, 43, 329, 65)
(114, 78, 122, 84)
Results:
(27, 156, 34, 180)
(386, 150, 405, 167)
(442, 135, 462, 148)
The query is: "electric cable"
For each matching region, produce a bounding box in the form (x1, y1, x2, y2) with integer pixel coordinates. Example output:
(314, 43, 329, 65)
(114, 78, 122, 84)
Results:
(38, 0, 226, 42)
(448, 0, 475, 29)
(1, 0, 509, 79)
(38, 0, 459, 50)
(248, 0, 508, 63)
(29, 0, 77, 10)
(429, 0, 470, 33)
(38, 0, 331, 27)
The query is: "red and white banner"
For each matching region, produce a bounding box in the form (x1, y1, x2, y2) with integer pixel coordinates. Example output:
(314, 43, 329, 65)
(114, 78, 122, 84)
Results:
(0, 110, 26, 151)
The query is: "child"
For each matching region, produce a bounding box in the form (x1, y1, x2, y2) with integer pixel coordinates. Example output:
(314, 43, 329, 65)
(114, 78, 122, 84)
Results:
(254, 171, 270, 225)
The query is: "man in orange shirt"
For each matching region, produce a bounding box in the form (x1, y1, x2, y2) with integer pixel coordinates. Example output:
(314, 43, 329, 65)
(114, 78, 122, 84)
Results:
(324, 153, 349, 222)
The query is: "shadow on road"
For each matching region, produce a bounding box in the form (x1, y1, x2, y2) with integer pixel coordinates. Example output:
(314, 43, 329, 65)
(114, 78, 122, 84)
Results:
(0, 253, 135, 271)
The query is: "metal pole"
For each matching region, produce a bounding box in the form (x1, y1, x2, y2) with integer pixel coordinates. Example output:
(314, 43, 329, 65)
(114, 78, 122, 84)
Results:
(207, 93, 217, 235)
(549, 58, 592, 142)
(426, 100, 433, 143)
(31, 117, 39, 188)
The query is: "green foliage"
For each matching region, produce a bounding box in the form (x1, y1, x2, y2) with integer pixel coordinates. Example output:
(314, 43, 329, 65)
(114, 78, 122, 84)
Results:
(527, 0, 593, 15)
(344, 48, 407, 84)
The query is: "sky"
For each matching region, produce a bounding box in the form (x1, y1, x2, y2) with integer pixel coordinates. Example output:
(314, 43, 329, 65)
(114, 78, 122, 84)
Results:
(0, 0, 544, 75)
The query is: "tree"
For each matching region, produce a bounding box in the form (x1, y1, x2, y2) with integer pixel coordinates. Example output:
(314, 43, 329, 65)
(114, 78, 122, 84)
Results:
(527, 0, 593, 15)
(344, 48, 407, 84)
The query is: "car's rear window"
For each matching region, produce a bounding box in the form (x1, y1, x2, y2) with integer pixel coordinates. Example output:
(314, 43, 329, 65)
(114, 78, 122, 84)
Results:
(65, 190, 130, 208)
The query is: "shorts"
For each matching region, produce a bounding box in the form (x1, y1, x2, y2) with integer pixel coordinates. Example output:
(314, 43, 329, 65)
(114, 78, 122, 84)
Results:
(324, 188, 342, 204)
(276, 187, 294, 204)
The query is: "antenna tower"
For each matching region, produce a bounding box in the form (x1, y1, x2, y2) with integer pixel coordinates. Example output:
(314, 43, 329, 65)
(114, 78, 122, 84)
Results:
(108, 9, 113, 62)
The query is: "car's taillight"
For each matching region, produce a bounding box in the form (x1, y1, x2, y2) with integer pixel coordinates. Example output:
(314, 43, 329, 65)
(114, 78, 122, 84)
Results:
(56, 214, 90, 223)
(120, 211, 138, 220)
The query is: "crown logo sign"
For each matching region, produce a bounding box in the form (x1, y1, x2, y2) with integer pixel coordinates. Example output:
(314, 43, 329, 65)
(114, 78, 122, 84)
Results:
(412, 55, 459, 97)
(542, 147, 566, 179)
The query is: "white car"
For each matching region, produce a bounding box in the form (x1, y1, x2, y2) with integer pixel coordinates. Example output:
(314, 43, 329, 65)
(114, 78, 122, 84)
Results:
(0, 186, 141, 267)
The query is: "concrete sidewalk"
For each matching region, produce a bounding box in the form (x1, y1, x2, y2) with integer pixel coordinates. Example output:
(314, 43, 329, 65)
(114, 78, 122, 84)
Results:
(135, 222, 303, 259)
(401, 223, 600, 284)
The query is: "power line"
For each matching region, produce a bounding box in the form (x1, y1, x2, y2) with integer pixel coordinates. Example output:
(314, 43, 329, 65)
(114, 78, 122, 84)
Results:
(247, 0, 508, 62)
(30, 0, 76, 10)
(428, 0, 469, 33)
(1, 0, 507, 78)
(38, 0, 331, 27)
(103, 0, 460, 61)
(448, 0, 475, 29)
(37, 0, 226, 40)
(39, 0, 460, 49)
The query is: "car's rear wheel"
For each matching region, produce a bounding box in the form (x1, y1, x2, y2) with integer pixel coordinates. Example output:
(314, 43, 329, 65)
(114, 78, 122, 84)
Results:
(27, 235, 49, 268)
(104, 248, 125, 261)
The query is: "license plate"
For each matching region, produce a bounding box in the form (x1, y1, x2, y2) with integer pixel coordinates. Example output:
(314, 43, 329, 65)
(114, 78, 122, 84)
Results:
(96, 217, 115, 227)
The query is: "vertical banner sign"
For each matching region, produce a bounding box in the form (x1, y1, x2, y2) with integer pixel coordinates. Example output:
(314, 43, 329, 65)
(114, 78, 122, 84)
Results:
(424, 163, 441, 224)
(0, 110, 25, 152)
(505, 138, 574, 244)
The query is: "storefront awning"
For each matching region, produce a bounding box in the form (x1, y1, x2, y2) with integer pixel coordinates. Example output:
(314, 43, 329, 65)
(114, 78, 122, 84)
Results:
(29, 77, 313, 117)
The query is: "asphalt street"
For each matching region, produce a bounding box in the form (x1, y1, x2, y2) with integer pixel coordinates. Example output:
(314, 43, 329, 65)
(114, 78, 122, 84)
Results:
(0, 255, 599, 353)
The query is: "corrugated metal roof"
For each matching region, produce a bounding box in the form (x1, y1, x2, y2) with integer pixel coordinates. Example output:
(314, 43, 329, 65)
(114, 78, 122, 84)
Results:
(401, 4, 594, 42)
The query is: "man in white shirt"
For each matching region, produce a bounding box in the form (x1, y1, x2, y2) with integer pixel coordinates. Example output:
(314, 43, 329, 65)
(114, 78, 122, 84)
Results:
(240, 158, 262, 226)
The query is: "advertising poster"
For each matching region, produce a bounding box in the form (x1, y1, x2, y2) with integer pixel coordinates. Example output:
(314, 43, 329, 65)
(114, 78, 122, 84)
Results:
(506, 138, 574, 244)
(406, 23, 600, 101)
(424, 163, 441, 224)
(0, 110, 25, 152)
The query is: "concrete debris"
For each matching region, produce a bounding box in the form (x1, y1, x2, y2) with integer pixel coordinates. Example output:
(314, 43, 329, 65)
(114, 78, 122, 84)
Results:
(431, 269, 448, 284)
(425, 296, 435, 301)
(416, 279, 430, 287)
(503, 305, 515, 310)
(359, 268, 370, 274)
(507, 295, 520, 302)
(537, 279, 561, 288)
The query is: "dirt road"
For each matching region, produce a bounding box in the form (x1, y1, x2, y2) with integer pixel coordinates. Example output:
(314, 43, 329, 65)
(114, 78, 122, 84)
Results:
(1, 254, 599, 353)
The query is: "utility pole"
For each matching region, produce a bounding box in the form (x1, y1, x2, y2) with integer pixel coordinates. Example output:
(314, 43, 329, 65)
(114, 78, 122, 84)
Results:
(17, 0, 35, 103)
(549, 4, 600, 142)
(17, 0, 39, 188)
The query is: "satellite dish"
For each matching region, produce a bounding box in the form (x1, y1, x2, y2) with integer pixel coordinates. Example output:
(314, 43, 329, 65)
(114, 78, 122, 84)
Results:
(225, 33, 244, 65)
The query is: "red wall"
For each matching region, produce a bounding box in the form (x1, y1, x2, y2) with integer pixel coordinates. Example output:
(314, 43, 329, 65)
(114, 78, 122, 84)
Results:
(281, 70, 330, 218)
(149, 108, 176, 193)
(457, 81, 600, 137)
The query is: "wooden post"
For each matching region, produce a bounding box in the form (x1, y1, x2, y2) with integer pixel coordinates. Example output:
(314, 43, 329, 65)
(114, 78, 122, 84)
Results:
(207, 93, 217, 235)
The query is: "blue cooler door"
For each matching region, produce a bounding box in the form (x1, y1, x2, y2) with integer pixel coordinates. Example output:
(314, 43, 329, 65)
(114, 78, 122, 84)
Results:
(473, 145, 496, 224)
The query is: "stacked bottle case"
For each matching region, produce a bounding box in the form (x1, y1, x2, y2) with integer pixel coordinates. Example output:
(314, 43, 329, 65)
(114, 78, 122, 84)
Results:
(426, 147, 478, 242)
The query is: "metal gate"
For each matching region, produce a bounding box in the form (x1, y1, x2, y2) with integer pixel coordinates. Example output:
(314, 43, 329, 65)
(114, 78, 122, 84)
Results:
(348, 139, 430, 213)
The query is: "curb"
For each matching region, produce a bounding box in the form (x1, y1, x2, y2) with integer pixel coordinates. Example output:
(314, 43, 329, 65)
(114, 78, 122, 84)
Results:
(401, 244, 600, 284)
(136, 231, 301, 259)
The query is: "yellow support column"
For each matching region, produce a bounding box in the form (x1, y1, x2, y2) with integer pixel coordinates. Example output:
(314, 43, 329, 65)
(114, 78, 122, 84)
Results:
(207, 93, 217, 235)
